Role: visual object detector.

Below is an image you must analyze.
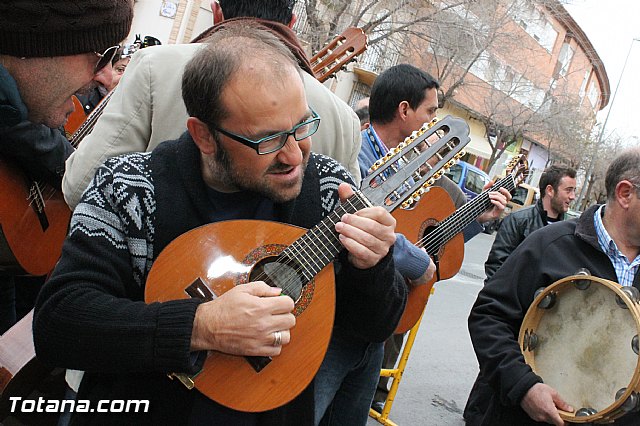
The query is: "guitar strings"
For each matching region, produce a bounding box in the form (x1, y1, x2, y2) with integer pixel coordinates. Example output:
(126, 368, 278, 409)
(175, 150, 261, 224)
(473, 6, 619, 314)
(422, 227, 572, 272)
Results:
(414, 175, 521, 253)
(248, 129, 450, 293)
(248, 137, 461, 294)
(247, 195, 368, 297)
(69, 89, 116, 147)
(419, 162, 526, 252)
(418, 180, 515, 253)
(248, 196, 363, 296)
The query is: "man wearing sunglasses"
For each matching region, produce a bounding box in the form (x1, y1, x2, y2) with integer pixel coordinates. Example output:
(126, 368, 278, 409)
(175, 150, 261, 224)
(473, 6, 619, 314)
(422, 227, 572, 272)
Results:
(0, 1, 133, 337)
(34, 24, 407, 424)
(74, 45, 120, 115)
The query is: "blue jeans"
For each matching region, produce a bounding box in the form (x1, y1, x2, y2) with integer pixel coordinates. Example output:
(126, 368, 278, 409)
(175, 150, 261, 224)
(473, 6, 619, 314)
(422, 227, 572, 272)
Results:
(314, 331, 384, 426)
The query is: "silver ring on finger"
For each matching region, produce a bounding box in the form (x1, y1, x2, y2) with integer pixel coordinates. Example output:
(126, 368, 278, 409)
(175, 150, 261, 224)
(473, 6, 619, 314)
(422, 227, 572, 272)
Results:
(272, 330, 282, 347)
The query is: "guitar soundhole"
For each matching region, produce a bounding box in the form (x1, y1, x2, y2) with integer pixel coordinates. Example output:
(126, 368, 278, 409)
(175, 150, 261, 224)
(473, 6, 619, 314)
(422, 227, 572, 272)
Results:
(250, 256, 304, 303)
(421, 225, 436, 240)
(420, 220, 441, 257)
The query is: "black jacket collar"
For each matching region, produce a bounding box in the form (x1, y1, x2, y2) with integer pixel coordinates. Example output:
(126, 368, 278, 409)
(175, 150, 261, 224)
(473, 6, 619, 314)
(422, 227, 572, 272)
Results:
(574, 204, 604, 253)
(535, 197, 568, 225)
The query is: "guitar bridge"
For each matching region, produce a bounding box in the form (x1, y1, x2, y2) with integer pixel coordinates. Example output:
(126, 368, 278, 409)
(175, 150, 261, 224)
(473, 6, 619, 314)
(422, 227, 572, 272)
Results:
(168, 372, 196, 390)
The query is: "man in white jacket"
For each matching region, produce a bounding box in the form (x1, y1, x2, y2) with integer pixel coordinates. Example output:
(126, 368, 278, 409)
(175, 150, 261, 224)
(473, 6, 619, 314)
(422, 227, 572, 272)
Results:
(63, 0, 362, 209)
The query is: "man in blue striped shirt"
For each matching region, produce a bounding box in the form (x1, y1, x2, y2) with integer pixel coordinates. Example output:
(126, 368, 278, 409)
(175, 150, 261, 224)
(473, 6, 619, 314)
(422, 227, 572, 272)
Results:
(469, 147, 640, 426)
(593, 165, 640, 287)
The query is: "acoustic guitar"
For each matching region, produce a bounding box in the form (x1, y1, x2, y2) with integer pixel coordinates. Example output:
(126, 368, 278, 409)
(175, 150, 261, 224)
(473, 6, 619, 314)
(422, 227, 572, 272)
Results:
(0, 90, 115, 276)
(311, 27, 367, 83)
(0, 91, 118, 416)
(393, 154, 529, 333)
(144, 116, 471, 412)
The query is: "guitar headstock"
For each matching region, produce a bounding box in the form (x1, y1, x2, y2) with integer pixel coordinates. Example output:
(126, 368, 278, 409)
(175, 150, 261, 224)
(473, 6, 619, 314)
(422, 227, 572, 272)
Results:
(361, 115, 471, 213)
(505, 154, 529, 186)
(311, 27, 367, 83)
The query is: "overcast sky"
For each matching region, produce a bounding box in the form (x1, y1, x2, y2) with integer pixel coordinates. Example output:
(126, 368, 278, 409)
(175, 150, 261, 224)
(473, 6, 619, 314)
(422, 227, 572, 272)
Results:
(564, 0, 640, 144)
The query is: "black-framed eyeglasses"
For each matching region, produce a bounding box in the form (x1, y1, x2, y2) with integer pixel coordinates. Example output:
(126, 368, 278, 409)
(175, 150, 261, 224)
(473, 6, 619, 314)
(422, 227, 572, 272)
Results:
(210, 109, 321, 155)
(94, 45, 120, 74)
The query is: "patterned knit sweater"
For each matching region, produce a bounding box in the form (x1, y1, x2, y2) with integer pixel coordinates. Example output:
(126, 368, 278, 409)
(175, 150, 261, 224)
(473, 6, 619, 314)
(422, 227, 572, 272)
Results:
(33, 133, 406, 424)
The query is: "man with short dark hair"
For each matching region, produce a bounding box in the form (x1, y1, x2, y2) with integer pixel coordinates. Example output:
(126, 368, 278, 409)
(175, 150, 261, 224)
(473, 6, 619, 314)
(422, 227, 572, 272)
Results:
(468, 148, 640, 425)
(211, 0, 295, 24)
(315, 64, 508, 424)
(34, 24, 406, 425)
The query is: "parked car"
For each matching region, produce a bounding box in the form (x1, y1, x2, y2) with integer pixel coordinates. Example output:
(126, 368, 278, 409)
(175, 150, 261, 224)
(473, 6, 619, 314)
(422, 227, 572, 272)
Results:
(444, 161, 490, 201)
(483, 182, 539, 233)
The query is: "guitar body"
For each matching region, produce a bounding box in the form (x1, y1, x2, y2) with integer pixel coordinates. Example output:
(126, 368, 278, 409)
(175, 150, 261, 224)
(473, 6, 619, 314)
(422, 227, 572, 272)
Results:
(0, 88, 115, 276)
(393, 187, 463, 334)
(145, 220, 335, 412)
(0, 158, 71, 276)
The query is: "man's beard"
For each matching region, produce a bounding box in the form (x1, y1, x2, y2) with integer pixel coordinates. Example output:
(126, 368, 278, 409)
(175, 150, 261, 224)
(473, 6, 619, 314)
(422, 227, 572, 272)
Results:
(550, 193, 567, 216)
(208, 140, 308, 204)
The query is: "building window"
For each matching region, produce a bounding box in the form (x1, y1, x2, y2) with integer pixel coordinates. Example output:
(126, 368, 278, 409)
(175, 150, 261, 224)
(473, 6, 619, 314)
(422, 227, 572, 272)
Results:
(450, 4, 488, 35)
(511, 77, 545, 110)
(291, 1, 310, 37)
(470, 52, 545, 110)
(357, 9, 400, 74)
(587, 81, 599, 109)
(513, 0, 557, 52)
(579, 69, 591, 99)
(349, 81, 371, 109)
(541, 22, 558, 52)
(557, 42, 574, 77)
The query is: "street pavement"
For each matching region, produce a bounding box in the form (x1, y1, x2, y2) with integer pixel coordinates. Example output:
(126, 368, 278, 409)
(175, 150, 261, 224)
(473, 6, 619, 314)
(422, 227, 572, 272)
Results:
(367, 232, 495, 426)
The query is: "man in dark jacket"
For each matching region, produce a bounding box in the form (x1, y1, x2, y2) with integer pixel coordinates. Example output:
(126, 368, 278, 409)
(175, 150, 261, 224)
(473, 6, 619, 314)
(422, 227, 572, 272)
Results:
(467, 148, 640, 425)
(0, 0, 132, 333)
(484, 165, 577, 280)
(34, 25, 407, 424)
(464, 165, 576, 424)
